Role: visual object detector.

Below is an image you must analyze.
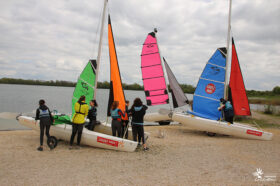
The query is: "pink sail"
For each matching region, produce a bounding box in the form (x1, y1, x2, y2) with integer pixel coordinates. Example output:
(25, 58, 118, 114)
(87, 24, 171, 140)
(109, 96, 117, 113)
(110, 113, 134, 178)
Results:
(141, 31, 169, 106)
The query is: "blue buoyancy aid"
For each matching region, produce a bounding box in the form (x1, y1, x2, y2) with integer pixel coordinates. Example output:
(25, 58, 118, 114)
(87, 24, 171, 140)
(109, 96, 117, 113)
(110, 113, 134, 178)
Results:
(39, 109, 50, 118)
(111, 109, 121, 119)
(225, 101, 233, 111)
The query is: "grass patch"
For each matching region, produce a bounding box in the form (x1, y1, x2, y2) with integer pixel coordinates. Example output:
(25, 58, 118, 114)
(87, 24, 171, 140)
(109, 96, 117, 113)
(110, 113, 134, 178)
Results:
(248, 96, 280, 105)
(234, 117, 280, 129)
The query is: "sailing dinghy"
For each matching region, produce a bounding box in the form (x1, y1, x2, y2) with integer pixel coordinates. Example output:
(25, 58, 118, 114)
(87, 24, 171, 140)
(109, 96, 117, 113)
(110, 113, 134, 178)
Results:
(143, 0, 273, 140)
(18, 1, 146, 152)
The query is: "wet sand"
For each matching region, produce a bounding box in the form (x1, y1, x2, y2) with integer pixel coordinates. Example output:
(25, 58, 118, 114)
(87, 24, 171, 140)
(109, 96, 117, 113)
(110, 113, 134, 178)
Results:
(0, 124, 279, 185)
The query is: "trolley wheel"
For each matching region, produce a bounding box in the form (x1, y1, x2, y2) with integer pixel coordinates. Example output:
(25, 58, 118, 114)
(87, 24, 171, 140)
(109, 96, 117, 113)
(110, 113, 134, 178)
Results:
(47, 136, 58, 150)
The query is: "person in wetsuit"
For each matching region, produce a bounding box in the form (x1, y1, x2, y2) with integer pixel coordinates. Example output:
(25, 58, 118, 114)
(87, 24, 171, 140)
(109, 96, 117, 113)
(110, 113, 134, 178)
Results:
(121, 100, 130, 139)
(218, 98, 234, 124)
(129, 98, 149, 151)
(70, 95, 89, 149)
(110, 101, 125, 137)
(35, 99, 54, 151)
(87, 100, 98, 131)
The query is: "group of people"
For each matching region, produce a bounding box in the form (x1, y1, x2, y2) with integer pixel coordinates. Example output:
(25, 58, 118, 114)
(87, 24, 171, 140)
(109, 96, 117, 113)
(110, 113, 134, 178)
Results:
(35, 96, 149, 151)
(35, 95, 234, 152)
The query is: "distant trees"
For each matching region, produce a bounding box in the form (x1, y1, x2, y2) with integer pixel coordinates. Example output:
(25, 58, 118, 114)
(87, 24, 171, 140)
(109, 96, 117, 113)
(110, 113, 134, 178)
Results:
(272, 86, 280, 95)
(1, 77, 278, 96)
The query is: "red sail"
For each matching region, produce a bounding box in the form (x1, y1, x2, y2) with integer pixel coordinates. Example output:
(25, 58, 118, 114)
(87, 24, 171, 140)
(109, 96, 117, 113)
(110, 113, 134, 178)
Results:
(229, 38, 251, 116)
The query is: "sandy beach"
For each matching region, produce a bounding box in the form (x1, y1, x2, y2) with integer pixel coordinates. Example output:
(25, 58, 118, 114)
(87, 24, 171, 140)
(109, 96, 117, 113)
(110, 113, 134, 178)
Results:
(0, 123, 279, 185)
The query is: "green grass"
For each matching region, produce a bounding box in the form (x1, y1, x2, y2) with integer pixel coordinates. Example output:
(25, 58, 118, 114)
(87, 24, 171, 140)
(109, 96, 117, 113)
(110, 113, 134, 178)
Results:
(234, 117, 280, 129)
(248, 95, 280, 105)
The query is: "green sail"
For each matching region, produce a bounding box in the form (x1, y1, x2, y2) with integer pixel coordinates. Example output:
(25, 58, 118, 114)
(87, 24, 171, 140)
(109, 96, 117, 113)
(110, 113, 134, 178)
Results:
(53, 60, 97, 125)
(71, 59, 97, 115)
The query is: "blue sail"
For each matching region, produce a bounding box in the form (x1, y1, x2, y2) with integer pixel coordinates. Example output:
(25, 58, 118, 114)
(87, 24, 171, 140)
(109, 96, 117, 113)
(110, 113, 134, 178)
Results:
(189, 48, 227, 120)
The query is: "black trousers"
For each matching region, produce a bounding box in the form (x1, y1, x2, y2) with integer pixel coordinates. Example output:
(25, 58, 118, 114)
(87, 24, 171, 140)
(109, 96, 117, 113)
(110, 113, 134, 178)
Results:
(39, 123, 50, 146)
(70, 123, 84, 145)
(111, 120, 122, 137)
(132, 124, 145, 144)
(121, 120, 129, 139)
(225, 110, 234, 124)
(87, 119, 97, 131)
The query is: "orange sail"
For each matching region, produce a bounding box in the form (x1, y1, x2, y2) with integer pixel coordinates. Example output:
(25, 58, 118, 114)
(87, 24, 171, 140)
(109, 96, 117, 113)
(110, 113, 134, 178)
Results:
(107, 15, 126, 116)
(229, 37, 251, 116)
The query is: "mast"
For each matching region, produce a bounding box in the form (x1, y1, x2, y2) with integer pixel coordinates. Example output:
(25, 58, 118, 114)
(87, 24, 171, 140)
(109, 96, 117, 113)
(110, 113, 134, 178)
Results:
(154, 28, 172, 110)
(224, 0, 232, 100)
(94, 0, 108, 99)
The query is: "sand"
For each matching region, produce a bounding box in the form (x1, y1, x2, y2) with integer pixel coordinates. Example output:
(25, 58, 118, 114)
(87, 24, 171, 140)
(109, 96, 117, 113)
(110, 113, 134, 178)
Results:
(0, 124, 279, 186)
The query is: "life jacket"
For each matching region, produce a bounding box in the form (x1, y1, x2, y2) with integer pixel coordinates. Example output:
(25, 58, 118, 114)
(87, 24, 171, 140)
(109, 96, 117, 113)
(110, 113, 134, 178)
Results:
(72, 101, 89, 124)
(39, 109, 50, 118)
(121, 106, 128, 121)
(225, 101, 233, 111)
(122, 112, 128, 121)
(111, 108, 121, 119)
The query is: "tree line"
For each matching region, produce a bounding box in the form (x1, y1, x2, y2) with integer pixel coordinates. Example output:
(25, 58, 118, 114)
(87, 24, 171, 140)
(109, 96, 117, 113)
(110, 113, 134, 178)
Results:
(1, 77, 279, 95)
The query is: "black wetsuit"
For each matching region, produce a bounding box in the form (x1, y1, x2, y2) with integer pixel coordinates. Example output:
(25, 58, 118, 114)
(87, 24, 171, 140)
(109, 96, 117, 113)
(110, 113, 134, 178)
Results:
(130, 105, 148, 144)
(87, 106, 97, 131)
(35, 105, 53, 146)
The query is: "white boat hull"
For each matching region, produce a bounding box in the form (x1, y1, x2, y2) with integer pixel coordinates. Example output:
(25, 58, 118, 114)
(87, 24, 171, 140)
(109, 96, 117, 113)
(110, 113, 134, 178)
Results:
(18, 116, 146, 152)
(144, 112, 273, 140)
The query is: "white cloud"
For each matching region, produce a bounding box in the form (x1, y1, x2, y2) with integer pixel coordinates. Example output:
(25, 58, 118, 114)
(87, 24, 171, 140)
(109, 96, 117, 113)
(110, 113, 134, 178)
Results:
(0, 0, 279, 90)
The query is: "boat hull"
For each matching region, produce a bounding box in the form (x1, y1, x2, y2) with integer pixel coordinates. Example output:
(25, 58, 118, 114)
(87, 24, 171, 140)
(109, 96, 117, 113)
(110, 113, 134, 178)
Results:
(144, 112, 273, 140)
(18, 116, 142, 152)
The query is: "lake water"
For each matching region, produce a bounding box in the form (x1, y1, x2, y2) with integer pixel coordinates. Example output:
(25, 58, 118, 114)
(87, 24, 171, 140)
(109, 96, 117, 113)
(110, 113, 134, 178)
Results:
(0, 84, 278, 130)
(0, 84, 191, 130)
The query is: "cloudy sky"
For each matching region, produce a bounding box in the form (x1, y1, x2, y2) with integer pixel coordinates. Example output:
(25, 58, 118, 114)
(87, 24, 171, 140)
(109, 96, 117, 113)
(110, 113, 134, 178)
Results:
(0, 0, 279, 91)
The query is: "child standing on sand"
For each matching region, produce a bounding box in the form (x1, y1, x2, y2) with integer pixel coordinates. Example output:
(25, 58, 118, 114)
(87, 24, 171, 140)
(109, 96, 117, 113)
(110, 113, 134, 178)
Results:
(130, 98, 149, 151)
(110, 101, 125, 137)
(35, 99, 54, 151)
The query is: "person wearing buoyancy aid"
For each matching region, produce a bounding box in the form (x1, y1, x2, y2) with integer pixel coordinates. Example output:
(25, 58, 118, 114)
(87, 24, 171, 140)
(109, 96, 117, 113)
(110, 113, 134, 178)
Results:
(121, 100, 130, 139)
(70, 95, 89, 149)
(35, 99, 54, 151)
(218, 98, 234, 124)
(86, 100, 98, 131)
(110, 101, 125, 137)
(130, 98, 149, 151)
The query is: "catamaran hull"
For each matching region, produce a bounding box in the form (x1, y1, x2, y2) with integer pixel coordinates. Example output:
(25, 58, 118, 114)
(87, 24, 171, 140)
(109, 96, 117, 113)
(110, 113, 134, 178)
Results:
(144, 112, 273, 140)
(144, 112, 171, 122)
(18, 116, 141, 152)
(172, 113, 272, 140)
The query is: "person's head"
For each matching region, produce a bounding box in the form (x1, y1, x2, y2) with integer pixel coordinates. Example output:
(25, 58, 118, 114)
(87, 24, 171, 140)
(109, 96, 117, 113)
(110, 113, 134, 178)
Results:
(39, 99, 45, 106)
(133, 98, 143, 107)
(90, 100, 98, 107)
(125, 100, 130, 106)
(220, 98, 226, 104)
(111, 101, 119, 110)
(78, 95, 86, 103)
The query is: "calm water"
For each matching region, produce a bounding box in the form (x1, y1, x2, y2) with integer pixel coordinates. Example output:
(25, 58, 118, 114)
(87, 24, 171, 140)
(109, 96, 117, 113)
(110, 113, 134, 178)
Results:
(0, 84, 192, 130)
(0, 84, 278, 130)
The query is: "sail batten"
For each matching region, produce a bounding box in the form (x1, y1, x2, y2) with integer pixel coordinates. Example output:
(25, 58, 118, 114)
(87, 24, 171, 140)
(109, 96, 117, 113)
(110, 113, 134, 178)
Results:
(107, 15, 126, 116)
(189, 48, 227, 120)
(71, 59, 97, 115)
(141, 32, 169, 106)
(229, 37, 251, 116)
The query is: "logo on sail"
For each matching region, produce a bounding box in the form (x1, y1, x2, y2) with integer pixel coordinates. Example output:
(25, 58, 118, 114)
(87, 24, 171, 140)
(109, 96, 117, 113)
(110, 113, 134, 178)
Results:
(147, 44, 154, 48)
(81, 82, 88, 90)
(210, 66, 220, 75)
(205, 83, 216, 94)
